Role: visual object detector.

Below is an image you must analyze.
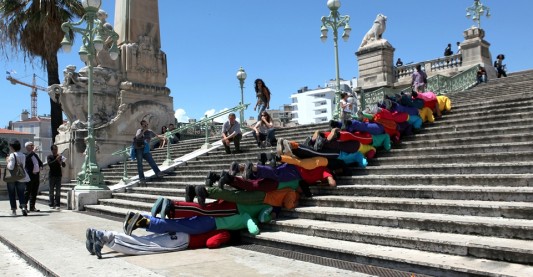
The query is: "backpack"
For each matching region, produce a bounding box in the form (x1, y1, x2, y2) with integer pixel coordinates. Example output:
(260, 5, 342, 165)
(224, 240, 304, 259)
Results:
(3, 154, 26, 183)
(133, 136, 145, 150)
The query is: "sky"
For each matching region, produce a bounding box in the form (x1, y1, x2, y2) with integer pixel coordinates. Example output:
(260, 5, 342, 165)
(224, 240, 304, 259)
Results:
(1, 0, 532, 127)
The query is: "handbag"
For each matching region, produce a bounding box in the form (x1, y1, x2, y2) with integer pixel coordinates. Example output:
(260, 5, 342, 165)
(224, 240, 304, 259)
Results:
(3, 154, 26, 183)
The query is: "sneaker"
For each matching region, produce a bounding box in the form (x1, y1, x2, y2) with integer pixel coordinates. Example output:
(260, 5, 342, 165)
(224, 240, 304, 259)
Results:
(123, 211, 137, 233)
(156, 172, 166, 178)
(276, 138, 285, 156)
(185, 185, 196, 202)
(11, 210, 16, 216)
(161, 198, 171, 219)
(86, 228, 95, 255)
(125, 212, 145, 236)
(22, 208, 28, 216)
(218, 171, 234, 189)
(138, 179, 146, 185)
(257, 153, 268, 165)
(243, 161, 253, 180)
(205, 171, 220, 187)
(195, 185, 208, 207)
(29, 207, 40, 212)
(151, 196, 165, 217)
(282, 139, 293, 157)
(228, 161, 240, 176)
(329, 119, 339, 129)
(55, 206, 60, 210)
(231, 149, 243, 154)
(93, 230, 105, 259)
(259, 206, 273, 223)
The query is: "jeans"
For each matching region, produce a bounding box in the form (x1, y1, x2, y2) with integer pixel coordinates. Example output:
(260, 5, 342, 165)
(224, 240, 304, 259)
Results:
(252, 129, 276, 146)
(146, 215, 216, 235)
(135, 150, 161, 180)
(256, 104, 266, 120)
(49, 176, 62, 207)
(7, 181, 27, 210)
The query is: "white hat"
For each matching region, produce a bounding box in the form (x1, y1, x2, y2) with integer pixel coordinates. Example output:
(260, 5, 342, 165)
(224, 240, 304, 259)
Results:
(25, 142, 34, 147)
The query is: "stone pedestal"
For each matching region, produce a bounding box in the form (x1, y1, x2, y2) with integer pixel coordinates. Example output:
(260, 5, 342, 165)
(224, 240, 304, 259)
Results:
(459, 27, 497, 79)
(356, 40, 395, 90)
(69, 189, 112, 211)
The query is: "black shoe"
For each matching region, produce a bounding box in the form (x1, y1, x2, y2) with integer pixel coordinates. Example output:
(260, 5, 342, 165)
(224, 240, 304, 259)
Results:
(243, 161, 253, 180)
(205, 171, 221, 187)
(232, 149, 243, 154)
(218, 171, 234, 189)
(185, 185, 196, 202)
(195, 186, 208, 207)
(85, 228, 95, 255)
(258, 153, 268, 165)
(300, 185, 314, 198)
(228, 161, 240, 176)
(329, 119, 339, 129)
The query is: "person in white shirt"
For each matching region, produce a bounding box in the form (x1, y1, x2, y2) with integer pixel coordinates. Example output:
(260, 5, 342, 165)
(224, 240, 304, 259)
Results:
(24, 141, 43, 212)
(6, 140, 30, 216)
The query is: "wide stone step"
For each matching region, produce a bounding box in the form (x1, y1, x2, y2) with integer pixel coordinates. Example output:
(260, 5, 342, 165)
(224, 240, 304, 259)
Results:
(398, 133, 533, 149)
(243, 231, 533, 277)
(284, 206, 533, 239)
(430, 110, 533, 128)
(386, 141, 533, 157)
(300, 195, 533, 219)
(406, 123, 533, 142)
(263, 218, 533, 264)
(354, 162, 533, 175)
(336, 174, 533, 187)
(444, 99, 533, 120)
(317, 184, 533, 202)
(371, 151, 533, 166)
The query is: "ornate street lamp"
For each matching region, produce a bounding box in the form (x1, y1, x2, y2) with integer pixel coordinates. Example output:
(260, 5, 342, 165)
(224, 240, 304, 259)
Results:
(320, 0, 351, 120)
(236, 67, 247, 125)
(60, 0, 119, 190)
(466, 0, 491, 29)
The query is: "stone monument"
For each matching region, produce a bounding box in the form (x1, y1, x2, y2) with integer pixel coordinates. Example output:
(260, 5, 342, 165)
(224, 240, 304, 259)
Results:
(355, 14, 395, 90)
(458, 27, 497, 79)
(48, 0, 174, 199)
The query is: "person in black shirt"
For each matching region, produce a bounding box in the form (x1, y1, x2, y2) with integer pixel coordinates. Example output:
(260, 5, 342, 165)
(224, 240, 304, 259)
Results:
(47, 144, 66, 209)
(24, 142, 43, 212)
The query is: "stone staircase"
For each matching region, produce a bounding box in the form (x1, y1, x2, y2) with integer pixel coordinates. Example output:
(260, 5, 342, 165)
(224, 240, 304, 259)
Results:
(39, 70, 533, 276)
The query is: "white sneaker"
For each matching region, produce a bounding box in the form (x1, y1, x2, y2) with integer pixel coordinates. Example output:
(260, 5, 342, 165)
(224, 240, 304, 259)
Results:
(55, 206, 60, 210)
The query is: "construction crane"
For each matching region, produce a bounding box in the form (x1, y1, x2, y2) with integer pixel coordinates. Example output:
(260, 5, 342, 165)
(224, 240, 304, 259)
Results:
(6, 73, 47, 118)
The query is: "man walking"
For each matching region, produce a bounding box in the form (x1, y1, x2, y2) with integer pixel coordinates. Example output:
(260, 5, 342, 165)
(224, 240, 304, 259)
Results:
(47, 144, 65, 210)
(134, 120, 164, 184)
(24, 142, 43, 212)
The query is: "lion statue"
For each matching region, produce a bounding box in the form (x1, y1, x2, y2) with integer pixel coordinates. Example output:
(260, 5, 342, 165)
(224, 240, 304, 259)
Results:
(359, 14, 387, 48)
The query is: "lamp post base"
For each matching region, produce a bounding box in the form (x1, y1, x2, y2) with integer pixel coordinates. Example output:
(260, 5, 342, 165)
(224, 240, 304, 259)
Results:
(69, 189, 112, 211)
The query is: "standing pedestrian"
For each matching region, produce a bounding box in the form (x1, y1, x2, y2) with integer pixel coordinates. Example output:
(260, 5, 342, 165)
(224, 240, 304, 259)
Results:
(24, 141, 43, 212)
(444, 43, 453, 56)
(411, 64, 427, 92)
(494, 54, 507, 78)
(134, 120, 164, 184)
(221, 113, 242, 154)
(253, 79, 271, 120)
(47, 144, 65, 210)
(6, 140, 30, 216)
(339, 92, 353, 123)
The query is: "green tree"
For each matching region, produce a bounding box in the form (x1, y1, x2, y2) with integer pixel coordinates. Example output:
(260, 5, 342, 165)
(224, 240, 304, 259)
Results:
(0, 137, 8, 158)
(0, 0, 85, 142)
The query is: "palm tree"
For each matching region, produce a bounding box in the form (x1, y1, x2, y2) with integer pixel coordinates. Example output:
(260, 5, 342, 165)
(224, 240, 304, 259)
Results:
(0, 0, 85, 142)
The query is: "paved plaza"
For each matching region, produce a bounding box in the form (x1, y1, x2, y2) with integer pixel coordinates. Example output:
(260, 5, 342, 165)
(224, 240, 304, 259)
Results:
(0, 200, 372, 277)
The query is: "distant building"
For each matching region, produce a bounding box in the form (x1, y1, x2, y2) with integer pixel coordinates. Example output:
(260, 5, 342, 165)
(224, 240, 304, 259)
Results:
(245, 104, 295, 128)
(9, 110, 52, 161)
(290, 78, 357, 125)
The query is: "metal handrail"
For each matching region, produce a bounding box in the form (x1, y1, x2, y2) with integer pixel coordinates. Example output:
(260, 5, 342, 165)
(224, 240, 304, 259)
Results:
(361, 64, 479, 109)
(112, 103, 249, 157)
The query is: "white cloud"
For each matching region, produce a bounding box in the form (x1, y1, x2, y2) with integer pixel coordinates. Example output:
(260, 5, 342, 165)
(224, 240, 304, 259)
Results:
(204, 108, 230, 123)
(174, 108, 189, 123)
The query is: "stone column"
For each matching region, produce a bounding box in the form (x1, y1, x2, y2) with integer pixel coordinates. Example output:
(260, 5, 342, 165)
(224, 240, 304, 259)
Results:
(459, 27, 496, 79)
(356, 40, 395, 90)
